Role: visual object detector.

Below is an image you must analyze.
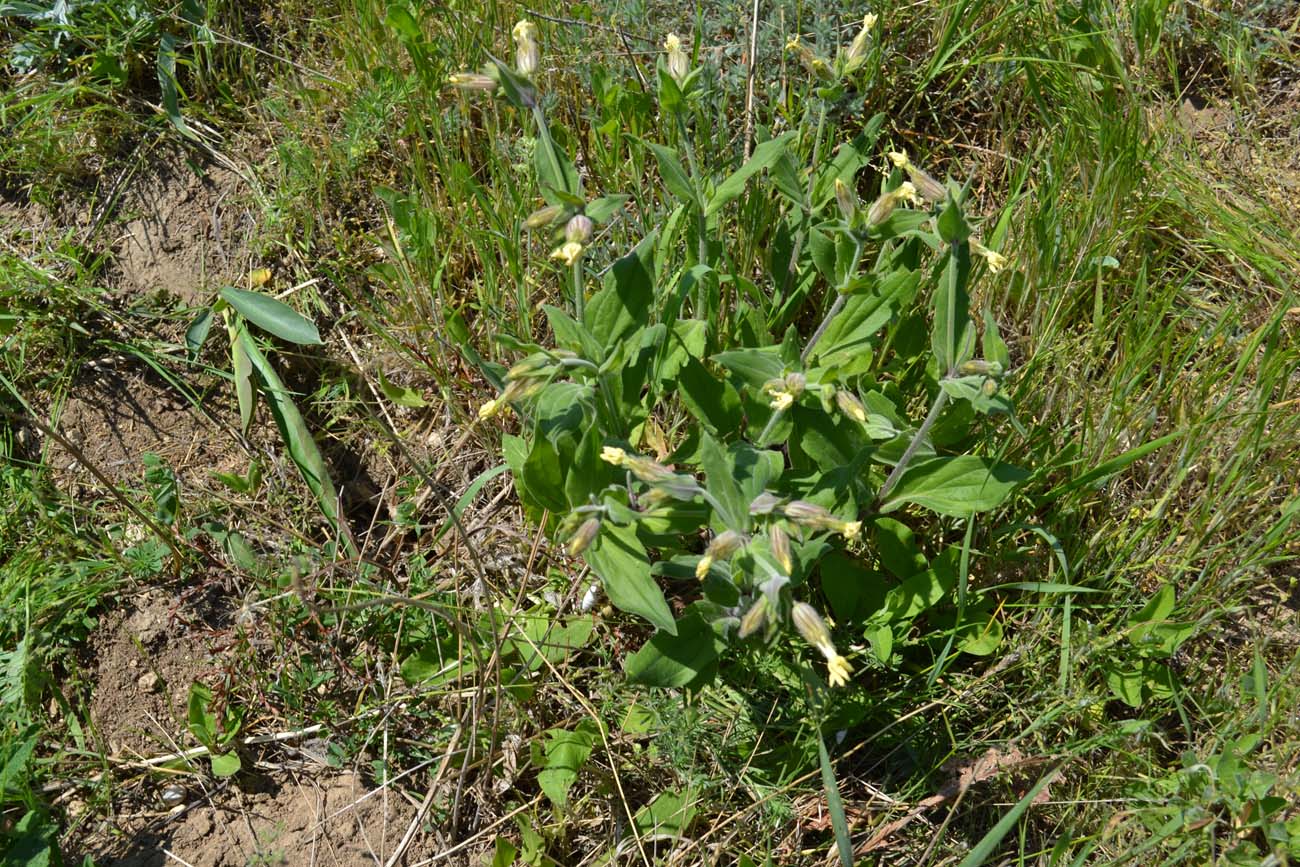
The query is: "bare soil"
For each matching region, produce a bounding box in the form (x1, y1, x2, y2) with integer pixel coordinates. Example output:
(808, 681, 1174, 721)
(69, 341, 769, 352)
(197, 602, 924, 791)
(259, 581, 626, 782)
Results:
(111, 149, 254, 304)
(87, 588, 219, 759)
(84, 769, 429, 867)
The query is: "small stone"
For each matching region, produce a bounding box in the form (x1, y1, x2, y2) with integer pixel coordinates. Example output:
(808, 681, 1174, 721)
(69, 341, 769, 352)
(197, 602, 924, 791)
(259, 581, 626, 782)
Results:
(137, 672, 160, 691)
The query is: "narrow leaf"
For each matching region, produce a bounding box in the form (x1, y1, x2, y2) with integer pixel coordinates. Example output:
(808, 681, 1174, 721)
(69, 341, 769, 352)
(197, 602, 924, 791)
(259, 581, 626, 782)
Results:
(705, 132, 797, 217)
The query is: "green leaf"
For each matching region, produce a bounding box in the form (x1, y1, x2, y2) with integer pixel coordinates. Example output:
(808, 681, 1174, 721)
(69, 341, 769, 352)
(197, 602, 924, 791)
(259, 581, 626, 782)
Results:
(880, 548, 959, 623)
(956, 768, 1060, 867)
(585, 232, 656, 346)
(982, 309, 1011, 369)
(220, 287, 323, 345)
(543, 304, 603, 360)
(958, 612, 1004, 655)
(1105, 666, 1146, 708)
(700, 433, 745, 530)
(231, 324, 255, 436)
(237, 330, 355, 557)
(187, 683, 218, 746)
(624, 609, 722, 688)
(185, 308, 213, 359)
(936, 193, 971, 244)
(378, 370, 428, 407)
(645, 141, 697, 204)
(712, 347, 785, 390)
(585, 194, 629, 223)
(537, 722, 597, 808)
(584, 522, 676, 634)
(633, 789, 698, 837)
(490, 837, 518, 867)
(521, 436, 567, 513)
(880, 456, 1027, 517)
(818, 733, 854, 867)
(210, 752, 242, 778)
(811, 268, 921, 365)
(871, 517, 927, 579)
(705, 131, 797, 217)
(158, 32, 193, 138)
(675, 357, 742, 435)
(932, 242, 973, 372)
(142, 453, 179, 525)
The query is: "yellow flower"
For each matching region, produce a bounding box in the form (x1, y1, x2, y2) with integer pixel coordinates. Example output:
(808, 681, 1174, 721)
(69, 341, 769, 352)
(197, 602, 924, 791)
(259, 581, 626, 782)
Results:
(478, 397, 502, 419)
(825, 653, 854, 688)
(694, 554, 714, 580)
(513, 20, 540, 77)
(600, 446, 628, 466)
(550, 241, 584, 267)
(842, 13, 877, 72)
(839, 520, 862, 541)
(769, 390, 795, 412)
(971, 239, 1010, 274)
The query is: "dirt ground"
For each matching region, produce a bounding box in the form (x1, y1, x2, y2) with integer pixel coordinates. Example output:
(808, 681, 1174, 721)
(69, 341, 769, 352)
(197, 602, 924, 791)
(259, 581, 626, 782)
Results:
(80, 769, 430, 867)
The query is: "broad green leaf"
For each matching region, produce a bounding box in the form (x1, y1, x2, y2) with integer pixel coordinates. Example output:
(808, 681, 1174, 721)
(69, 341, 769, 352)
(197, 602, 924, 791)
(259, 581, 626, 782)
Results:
(712, 347, 784, 390)
(634, 789, 698, 837)
(510, 611, 595, 672)
(585, 233, 656, 346)
(658, 319, 708, 384)
(624, 609, 722, 688)
(811, 268, 921, 365)
(210, 752, 242, 778)
(811, 117, 885, 207)
(584, 522, 676, 634)
(870, 517, 927, 579)
(982, 309, 1011, 369)
(879, 548, 958, 623)
(187, 683, 218, 745)
(705, 131, 797, 217)
(220, 287, 322, 345)
(1129, 584, 1175, 626)
(675, 357, 742, 436)
(958, 612, 1004, 655)
(491, 837, 518, 867)
(931, 242, 973, 372)
(378, 370, 428, 407)
(543, 304, 603, 360)
(537, 722, 597, 808)
(185, 307, 213, 359)
(521, 436, 567, 513)
(936, 193, 972, 243)
(645, 141, 697, 204)
(1105, 666, 1146, 708)
(584, 193, 628, 223)
(881, 456, 1027, 517)
(700, 433, 745, 530)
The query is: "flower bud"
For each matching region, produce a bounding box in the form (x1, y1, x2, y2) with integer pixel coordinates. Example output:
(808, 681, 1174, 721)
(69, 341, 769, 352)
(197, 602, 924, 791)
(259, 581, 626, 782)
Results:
(866, 188, 899, 227)
(448, 72, 497, 92)
(506, 353, 551, 381)
(834, 178, 857, 223)
(792, 602, 833, 651)
(749, 492, 781, 516)
(786, 37, 831, 80)
(564, 214, 594, 244)
(550, 241, 584, 267)
(566, 516, 601, 556)
(523, 204, 566, 230)
(513, 21, 540, 78)
(664, 33, 690, 84)
(835, 390, 868, 424)
(737, 595, 769, 639)
(842, 13, 877, 73)
(769, 524, 793, 574)
(958, 359, 1004, 377)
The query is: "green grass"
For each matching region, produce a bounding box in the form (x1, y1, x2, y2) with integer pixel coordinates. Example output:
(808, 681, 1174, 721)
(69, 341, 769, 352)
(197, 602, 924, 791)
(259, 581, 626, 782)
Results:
(3, 0, 1299, 864)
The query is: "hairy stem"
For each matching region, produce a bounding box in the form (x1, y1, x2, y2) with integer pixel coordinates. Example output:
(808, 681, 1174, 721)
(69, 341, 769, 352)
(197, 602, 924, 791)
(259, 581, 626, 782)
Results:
(877, 387, 950, 504)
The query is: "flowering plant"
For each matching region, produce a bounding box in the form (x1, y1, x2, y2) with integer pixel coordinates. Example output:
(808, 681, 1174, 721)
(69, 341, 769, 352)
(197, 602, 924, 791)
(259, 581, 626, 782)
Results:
(452, 21, 1025, 692)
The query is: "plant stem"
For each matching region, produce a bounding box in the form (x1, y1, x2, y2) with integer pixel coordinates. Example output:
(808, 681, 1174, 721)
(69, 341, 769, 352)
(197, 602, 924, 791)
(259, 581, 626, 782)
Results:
(877, 387, 950, 505)
(800, 293, 845, 366)
(572, 259, 584, 320)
